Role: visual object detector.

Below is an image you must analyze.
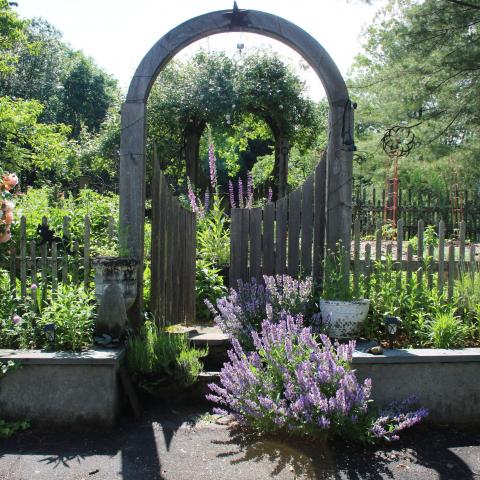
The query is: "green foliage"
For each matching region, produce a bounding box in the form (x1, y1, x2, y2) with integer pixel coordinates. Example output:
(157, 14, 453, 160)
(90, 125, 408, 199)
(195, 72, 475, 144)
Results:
(408, 224, 438, 255)
(57, 52, 119, 137)
(195, 258, 227, 322)
(237, 48, 320, 150)
(357, 254, 480, 348)
(351, 0, 480, 197)
(14, 187, 119, 256)
(456, 269, 480, 335)
(196, 199, 230, 267)
(147, 48, 324, 192)
(322, 245, 359, 301)
(0, 0, 30, 76)
(359, 256, 443, 343)
(200, 114, 272, 179)
(0, 359, 19, 378)
(0, 97, 73, 182)
(0, 418, 29, 438)
(0, 18, 65, 122)
(422, 311, 469, 349)
(40, 284, 95, 351)
(0, 273, 95, 351)
(74, 108, 120, 188)
(126, 321, 207, 389)
(0, 17, 120, 137)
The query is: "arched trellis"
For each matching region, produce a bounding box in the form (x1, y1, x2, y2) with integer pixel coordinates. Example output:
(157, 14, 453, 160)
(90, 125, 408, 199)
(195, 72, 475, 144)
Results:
(120, 6, 354, 325)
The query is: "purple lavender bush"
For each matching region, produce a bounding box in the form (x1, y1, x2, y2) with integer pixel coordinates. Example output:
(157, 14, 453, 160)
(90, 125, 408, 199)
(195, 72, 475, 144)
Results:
(206, 275, 324, 349)
(207, 315, 428, 443)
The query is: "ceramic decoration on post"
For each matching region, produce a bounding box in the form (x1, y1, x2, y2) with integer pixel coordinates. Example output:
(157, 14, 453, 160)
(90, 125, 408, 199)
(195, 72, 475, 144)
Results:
(320, 299, 370, 339)
(92, 257, 138, 310)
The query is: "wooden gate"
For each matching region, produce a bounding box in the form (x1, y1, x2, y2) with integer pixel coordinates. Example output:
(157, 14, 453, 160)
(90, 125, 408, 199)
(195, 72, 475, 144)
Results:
(150, 161, 196, 326)
(230, 156, 327, 286)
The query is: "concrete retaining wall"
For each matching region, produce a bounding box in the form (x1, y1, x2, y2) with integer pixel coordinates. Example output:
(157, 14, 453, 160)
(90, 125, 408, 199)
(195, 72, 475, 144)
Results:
(353, 348, 480, 424)
(0, 348, 124, 427)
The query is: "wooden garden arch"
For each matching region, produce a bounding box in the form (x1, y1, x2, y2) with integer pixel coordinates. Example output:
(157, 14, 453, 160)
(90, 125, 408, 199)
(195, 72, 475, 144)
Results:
(120, 5, 355, 325)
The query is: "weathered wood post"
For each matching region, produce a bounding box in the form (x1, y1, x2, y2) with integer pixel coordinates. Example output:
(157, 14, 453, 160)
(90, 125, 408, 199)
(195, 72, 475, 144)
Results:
(119, 101, 146, 329)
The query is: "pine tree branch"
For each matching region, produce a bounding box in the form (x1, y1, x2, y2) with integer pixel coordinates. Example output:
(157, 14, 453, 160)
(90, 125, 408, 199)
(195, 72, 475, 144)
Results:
(445, 0, 480, 10)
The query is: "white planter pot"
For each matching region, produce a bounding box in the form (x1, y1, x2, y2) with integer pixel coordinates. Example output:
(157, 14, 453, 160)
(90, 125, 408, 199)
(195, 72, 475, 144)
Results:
(320, 299, 370, 339)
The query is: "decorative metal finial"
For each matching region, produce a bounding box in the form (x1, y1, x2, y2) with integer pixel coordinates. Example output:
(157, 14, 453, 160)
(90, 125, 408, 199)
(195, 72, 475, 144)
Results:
(223, 1, 250, 26)
(381, 125, 415, 159)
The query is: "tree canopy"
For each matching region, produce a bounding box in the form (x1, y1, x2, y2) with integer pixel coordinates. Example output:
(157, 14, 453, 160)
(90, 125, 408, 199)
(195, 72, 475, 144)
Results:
(350, 0, 480, 196)
(147, 48, 325, 196)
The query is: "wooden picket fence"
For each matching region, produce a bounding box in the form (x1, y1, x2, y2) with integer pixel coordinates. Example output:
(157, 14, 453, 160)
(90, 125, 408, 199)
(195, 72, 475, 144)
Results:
(3, 214, 115, 298)
(150, 167, 196, 326)
(351, 218, 478, 300)
(352, 185, 480, 240)
(3, 212, 478, 307)
(230, 157, 327, 287)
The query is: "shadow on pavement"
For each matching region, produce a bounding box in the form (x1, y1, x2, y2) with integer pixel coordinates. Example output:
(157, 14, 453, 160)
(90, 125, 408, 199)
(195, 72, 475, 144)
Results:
(213, 422, 480, 480)
(0, 407, 478, 480)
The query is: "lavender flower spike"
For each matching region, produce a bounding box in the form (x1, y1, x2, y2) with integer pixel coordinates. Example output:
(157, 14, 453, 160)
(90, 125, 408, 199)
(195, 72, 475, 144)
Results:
(246, 171, 253, 209)
(208, 143, 217, 191)
(238, 178, 244, 209)
(228, 180, 237, 208)
(187, 177, 198, 214)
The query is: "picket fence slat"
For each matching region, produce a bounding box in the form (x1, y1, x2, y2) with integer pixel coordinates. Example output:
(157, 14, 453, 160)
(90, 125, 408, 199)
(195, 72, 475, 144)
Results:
(20, 217, 26, 298)
(275, 196, 288, 275)
(448, 243, 455, 300)
(353, 218, 360, 296)
(301, 176, 314, 275)
(249, 208, 262, 280)
(287, 189, 301, 277)
(83, 215, 91, 289)
(438, 220, 445, 295)
(262, 203, 275, 276)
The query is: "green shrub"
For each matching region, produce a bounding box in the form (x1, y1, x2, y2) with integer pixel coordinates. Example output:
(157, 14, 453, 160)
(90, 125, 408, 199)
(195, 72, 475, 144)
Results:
(456, 269, 480, 336)
(13, 187, 119, 256)
(358, 256, 452, 346)
(126, 321, 207, 390)
(323, 244, 360, 301)
(422, 311, 470, 348)
(196, 199, 230, 267)
(195, 259, 227, 321)
(39, 284, 95, 351)
(0, 278, 95, 351)
(408, 224, 438, 255)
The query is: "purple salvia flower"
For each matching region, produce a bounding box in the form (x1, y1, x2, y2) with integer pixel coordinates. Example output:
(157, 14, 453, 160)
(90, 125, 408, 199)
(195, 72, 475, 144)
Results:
(267, 186, 273, 204)
(12, 314, 22, 326)
(238, 178, 244, 209)
(228, 180, 237, 208)
(246, 171, 253, 209)
(187, 177, 198, 214)
(204, 189, 210, 213)
(208, 143, 217, 191)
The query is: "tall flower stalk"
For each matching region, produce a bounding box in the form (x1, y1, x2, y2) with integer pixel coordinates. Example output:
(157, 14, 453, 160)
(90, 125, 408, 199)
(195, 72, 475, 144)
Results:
(208, 143, 218, 192)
